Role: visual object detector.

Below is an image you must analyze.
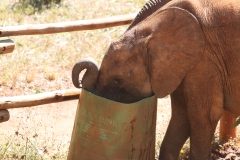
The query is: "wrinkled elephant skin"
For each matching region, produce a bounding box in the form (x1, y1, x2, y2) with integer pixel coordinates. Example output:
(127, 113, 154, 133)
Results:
(72, 0, 240, 159)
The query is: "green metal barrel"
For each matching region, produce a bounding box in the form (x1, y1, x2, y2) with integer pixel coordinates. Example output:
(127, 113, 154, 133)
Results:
(68, 89, 157, 160)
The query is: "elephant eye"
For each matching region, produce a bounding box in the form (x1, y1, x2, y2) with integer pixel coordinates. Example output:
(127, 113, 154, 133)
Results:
(113, 78, 123, 86)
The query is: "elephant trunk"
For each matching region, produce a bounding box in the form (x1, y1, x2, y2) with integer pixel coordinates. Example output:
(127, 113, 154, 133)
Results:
(72, 58, 99, 92)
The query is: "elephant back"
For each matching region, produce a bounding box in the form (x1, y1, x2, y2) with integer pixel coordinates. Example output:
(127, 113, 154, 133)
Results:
(127, 0, 171, 30)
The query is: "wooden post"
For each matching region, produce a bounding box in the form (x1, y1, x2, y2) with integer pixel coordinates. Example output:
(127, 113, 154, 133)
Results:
(0, 39, 15, 54)
(0, 109, 10, 123)
(219, 110, 237, 142)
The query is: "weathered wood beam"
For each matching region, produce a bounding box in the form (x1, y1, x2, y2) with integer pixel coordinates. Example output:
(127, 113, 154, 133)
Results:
(0, 89, 81, 109)
(0, 14, 136, 37)
(0, 39, 15, 54)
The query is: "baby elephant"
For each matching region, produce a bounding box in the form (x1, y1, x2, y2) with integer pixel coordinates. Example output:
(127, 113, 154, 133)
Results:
(72, 0, 240, 159)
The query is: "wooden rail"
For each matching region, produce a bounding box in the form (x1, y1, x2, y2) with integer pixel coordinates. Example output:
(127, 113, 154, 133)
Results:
(0, 89, 80, 109)
(0, 14, 136, 37)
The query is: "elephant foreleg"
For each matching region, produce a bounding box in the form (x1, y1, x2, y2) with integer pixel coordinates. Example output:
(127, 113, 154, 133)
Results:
(183, 64, 224, 159)
(159, 85, 190, 160)
(189, 92, 222, 160)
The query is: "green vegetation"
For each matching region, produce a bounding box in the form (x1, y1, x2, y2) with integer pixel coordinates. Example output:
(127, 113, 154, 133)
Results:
(11, 0, 62, 15)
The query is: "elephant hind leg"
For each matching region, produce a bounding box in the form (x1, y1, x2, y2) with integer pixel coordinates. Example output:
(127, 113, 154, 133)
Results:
(159, 84, 190, 160)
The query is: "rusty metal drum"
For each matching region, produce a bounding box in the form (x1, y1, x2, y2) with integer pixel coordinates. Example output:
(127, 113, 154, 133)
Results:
(67, 89, 157, 160)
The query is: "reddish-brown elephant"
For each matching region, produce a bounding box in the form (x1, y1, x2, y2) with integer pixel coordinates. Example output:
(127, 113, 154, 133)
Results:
(72, 0, 240, 159)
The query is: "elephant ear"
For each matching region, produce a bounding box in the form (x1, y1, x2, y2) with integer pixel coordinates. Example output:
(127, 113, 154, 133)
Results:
(146, 7, 205, 98)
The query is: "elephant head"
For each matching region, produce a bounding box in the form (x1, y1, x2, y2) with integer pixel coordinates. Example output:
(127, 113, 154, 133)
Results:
(72, 2, 205, 103)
